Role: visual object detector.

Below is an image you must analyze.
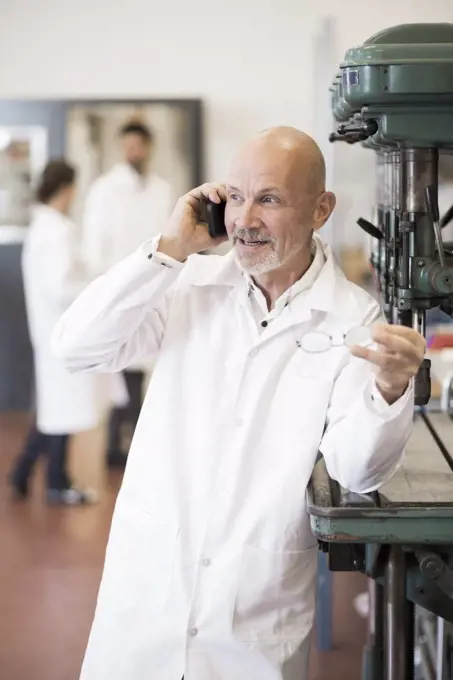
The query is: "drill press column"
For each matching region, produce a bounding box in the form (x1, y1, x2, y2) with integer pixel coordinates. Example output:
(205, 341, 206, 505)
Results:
(397, 148, 438, 333)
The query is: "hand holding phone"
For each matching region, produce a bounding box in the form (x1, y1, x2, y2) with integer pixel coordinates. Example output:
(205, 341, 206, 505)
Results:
(158, 183, 228, 262)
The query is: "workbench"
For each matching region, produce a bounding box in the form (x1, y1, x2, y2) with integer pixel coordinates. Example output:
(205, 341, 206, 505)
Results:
(309, 412, 453, 679)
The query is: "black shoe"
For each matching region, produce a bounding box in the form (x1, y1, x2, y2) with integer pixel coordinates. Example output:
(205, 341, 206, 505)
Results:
(107, 450, 127, 469)
(46, 487, 98, 506)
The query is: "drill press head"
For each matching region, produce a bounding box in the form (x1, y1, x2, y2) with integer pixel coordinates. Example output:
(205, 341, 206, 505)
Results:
(332, 23, 453, 148)
(330, 23, 453, 405)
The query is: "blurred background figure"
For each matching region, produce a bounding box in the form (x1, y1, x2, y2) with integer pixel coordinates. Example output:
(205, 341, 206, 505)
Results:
(81, 121, 174, 468)
(9, 160, 98, 505)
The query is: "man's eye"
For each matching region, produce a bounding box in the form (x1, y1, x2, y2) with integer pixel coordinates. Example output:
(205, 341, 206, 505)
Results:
(262, 195, 279, 203)
(229, 193, 241, 201)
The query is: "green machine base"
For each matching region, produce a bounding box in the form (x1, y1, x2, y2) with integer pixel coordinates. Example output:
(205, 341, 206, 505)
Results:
(307, 413, 453, 680)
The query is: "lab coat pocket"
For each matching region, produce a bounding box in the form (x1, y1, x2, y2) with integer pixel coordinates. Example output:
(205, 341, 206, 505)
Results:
(289, 336, 347, 400)
(233, 544, 318, 642)
(98, 501, 178, 616)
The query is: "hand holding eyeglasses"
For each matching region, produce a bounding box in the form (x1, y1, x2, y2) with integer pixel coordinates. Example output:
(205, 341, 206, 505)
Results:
(350, 323, 426, 404)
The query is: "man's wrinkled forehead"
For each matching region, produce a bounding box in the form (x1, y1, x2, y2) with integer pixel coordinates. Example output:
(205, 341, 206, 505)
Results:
(226, 171, 287, 193)
(227, 150, 296, 194)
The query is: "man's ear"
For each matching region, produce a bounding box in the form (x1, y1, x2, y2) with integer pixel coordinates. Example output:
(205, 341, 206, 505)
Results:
(313, 192, 336, 231)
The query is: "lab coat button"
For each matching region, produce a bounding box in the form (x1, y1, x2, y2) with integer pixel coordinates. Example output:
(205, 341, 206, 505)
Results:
(202, 558, 211, 567)
(189, 627, 198, 637)
(249, 348, 259, 358)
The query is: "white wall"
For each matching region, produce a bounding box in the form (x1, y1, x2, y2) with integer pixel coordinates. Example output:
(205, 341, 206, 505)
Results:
(1, 0, 452, 246)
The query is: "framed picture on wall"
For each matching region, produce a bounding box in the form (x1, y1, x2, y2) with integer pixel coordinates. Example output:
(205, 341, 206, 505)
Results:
(0, 125, 47, 230)
(65, 99, 203, 225)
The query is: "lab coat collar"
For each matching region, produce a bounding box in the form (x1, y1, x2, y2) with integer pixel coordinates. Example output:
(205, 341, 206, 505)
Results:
(190, 234, 367, 324)
(32, 203, 75, 227)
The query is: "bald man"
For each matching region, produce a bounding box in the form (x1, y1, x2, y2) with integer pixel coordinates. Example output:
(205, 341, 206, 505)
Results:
(53, 127, 424, 680)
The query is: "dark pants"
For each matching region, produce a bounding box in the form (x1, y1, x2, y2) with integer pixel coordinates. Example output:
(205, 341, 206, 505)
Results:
(107, 370, 144, 459)
(11, 425, 70, 491)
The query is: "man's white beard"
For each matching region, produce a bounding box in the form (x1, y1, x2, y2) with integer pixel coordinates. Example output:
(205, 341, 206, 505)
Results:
(234, 244, 281, 275)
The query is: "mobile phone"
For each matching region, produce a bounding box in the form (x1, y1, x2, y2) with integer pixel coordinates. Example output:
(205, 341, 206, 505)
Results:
(203, 199, 227, 239)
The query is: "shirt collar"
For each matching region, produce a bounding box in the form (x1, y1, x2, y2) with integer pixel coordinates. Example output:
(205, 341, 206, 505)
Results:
(187, 233, 368, 323)
(110, 162, 148, 186)
(244, 239, 325, 313)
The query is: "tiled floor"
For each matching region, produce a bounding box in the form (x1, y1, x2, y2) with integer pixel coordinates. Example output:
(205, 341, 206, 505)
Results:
(0, 412, 366, 680)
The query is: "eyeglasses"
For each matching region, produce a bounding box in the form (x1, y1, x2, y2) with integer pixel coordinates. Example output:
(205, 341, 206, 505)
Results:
(296, 325, 373, 353)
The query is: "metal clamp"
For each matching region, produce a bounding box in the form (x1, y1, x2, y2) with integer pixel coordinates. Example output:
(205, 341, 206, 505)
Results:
(416, 551, 453, 599)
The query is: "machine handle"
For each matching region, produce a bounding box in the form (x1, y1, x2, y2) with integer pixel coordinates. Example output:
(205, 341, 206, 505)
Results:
(440, 204, 453, 229)
(425, 186, 445, 268)
(414, 358, 431, 407)
(337, 120, 378, 138)
(357, 217, 383, 241)
(329, 132, 358, 144)
(425, 184, 440, 223)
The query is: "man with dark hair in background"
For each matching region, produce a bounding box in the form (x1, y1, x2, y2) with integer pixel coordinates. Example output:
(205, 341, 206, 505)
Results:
(82, 121, 174, 468)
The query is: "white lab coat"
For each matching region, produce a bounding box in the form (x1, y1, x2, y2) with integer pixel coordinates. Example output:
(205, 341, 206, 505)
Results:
(52, 234, 414, 680)
(82, 163, 174, 276)
(23, 204, 126, 434)
(82, 162, 173, 376)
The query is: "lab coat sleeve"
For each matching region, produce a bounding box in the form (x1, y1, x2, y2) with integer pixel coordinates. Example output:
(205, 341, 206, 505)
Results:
(51, 237, 184, 373)
(319, 304, 414, 494)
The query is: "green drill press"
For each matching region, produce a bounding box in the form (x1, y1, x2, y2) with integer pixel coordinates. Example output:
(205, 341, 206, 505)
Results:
(331, 22, 453, 406)
(308, 23, 453, 680)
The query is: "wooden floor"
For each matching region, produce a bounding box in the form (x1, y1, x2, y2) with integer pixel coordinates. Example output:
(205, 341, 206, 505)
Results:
(0, 412, 366, 680)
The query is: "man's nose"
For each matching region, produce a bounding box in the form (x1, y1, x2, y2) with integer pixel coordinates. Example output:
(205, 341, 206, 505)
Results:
(235, 201, 260, 228)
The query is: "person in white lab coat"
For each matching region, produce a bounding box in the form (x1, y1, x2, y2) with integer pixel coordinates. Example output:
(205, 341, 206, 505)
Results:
(82, 121, 174, 467)
(10, 160, 98, 505)
(52, 128, 425, 680)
